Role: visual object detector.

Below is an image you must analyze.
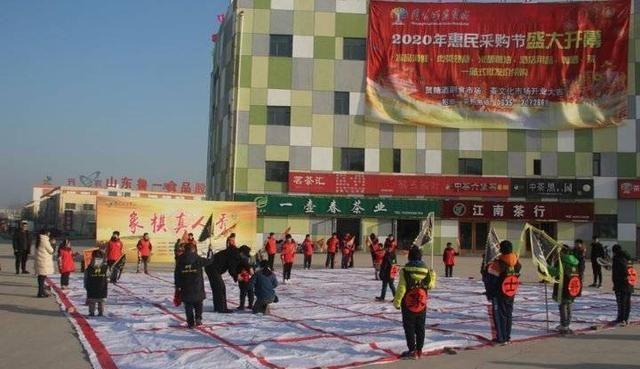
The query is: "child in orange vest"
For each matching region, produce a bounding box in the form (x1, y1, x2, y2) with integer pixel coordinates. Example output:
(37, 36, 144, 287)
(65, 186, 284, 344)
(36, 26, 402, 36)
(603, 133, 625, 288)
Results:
(280, 234, 296, 283)
(58, 239, 75, 289)
(302, 234, 314, 269)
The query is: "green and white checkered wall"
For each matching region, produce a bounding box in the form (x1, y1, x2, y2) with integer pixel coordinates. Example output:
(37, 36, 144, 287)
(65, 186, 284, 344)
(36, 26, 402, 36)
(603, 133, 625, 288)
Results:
(209, 0, 640, 254)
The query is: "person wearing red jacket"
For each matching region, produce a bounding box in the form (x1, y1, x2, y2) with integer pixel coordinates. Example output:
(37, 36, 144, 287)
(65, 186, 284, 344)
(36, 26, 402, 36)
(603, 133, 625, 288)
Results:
(369, 235, 385, 280)
(302, 234, 314, 269)
(443, 242, 458, 277)
(265, 233, 277, 270)
(106, 231, 124, 268)
(325, 233, 339, 269)
(280, 234, 296, 283)
(384, 234, 397, 253)
(136, 233, 153, 274)
(58, 239, 75, 289)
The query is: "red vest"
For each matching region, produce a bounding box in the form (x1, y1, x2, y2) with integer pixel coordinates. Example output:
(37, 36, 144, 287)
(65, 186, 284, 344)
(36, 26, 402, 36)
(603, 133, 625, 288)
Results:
(137, 239, 152, 257)
(58, 247, 75, 274)
(443, 247, 456, 266)
(327, 237, 339, 253)
(303, 240, 314, 256)
(281, 241, 296, 263)
(265, 237, 277, 255)
(107, 240, 123, 262)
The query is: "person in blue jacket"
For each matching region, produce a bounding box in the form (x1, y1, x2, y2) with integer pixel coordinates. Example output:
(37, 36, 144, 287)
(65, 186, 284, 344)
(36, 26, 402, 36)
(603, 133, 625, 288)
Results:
(250, 260, 278, 314)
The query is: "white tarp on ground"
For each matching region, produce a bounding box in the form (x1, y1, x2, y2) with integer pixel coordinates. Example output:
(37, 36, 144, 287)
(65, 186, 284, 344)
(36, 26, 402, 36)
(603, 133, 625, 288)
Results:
(49, 268, 639, 369)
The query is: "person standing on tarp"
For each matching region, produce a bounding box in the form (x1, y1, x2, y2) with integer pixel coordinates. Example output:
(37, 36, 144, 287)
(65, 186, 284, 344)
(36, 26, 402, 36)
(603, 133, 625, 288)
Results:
(136, 233, 153, 274)
(12, 221, 32, 274)
(325, 233, 339, 269)
(105, 231, 123, 268)
(589, 236, 605, 288)
(264, 233, 277, 270)
(175, 243, 213, 328)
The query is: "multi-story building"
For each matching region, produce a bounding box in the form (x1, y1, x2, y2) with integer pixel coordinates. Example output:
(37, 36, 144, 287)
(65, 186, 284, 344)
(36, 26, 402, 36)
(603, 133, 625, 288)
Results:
(207, 0, 640, 257)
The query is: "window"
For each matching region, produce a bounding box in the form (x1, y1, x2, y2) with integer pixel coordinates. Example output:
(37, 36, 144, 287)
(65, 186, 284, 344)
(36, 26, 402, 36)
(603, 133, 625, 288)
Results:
(533, 159, 541, 175)
(458, 158, 483, 175)
(265, 161, 289, 182)
(593, 153, 601, 176)
(393, 149, 401, 173)
(594, 214, 617, 239)
(108, 191, 118, 197)
(343, 38, 366, 60)
(269, 34, 292, 57)
(83, 204, 95, 211)
(267, 106, 291, 126)
(341, 148, 365, 171)
(334, 91, 350, 115)
(64, 203, 76, 210)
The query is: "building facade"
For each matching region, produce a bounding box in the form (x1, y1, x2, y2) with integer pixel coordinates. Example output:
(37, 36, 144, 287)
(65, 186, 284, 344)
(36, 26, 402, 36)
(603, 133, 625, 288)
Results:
(36, 186, 205, 238)
(208, 0, 640, 256)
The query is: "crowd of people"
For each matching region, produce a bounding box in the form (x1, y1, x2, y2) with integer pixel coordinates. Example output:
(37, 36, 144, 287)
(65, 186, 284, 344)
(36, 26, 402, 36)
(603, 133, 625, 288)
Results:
(8, 221, 637, 360)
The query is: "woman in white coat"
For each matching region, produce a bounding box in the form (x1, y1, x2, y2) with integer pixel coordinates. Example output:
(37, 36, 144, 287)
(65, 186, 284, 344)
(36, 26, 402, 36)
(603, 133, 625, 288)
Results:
(34, 229, 55, 297)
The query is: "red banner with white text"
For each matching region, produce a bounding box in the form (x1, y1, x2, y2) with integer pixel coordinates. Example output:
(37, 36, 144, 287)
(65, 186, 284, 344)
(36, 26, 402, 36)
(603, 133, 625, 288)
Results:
(289, 172, 511, 197)
(367, 0, 630, 130)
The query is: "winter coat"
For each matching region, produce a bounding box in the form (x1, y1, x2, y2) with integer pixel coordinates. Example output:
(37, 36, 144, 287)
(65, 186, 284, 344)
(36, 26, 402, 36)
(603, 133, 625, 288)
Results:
(106, 238, 124, 262)
(443, 247, 457, 266)
(281, 240, 296, 264)
(236, 256, 254, 283)
(393, 260, 434, 309)
(612, 250, 634, 293)
(590, 242, 605, 261)
(341, 237, 354, 255)
(34, 235, 55, 276)
(265, 237, 277, 255)
(175, 250, 213, 303)
(483, 253, 522, 301)
(379, 251, 397, 281)
(12, 229, 32, 254)
(58, 246, 76, 274)
(302, 239, 314, 256)
(205, 245, 241, 279)
(384, 239, 397, 253)
(136, 239, 152, 257)
(84, 259, 109, 299)
(251, 268, 278, 300)
(326, 237, 339, 253)
(372, 244, 385, 266)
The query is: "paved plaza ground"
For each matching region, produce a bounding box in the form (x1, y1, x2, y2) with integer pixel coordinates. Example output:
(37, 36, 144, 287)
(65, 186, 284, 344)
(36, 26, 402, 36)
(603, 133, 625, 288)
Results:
(1, 238, 638, 369)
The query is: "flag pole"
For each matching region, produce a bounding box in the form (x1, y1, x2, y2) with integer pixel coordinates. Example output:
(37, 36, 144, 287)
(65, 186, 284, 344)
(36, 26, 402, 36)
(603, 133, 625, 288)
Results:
(544, 281, 550, 332)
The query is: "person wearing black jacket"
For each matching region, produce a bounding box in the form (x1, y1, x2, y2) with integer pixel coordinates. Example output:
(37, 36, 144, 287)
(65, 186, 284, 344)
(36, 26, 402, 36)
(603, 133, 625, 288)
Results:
(611, 244, 634, 326)
(375, 242, 397, 301)
(12, 222, 32, 274)
(84, 250, 109, 317)
(175, 244, 214, 328)
(590, 236, 605, 288)
(204, 239, 241, 313)
(236, 245, 255, 311)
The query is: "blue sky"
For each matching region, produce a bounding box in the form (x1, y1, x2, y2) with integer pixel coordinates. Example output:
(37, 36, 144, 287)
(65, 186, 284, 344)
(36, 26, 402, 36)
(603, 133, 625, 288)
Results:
(0, 0, 229, 207)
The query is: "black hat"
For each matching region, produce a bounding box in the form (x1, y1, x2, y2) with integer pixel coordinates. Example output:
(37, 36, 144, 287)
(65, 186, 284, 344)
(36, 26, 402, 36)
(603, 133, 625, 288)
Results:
(612, 244, 622, 254)
(499, 240, 513, 254)
(408, 246, 422, 261)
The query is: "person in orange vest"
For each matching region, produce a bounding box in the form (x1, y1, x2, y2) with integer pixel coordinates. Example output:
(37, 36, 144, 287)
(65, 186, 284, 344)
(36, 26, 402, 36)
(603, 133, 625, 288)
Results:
(302, 234, 314, 269)
(265, 233, 277, 270)
(57, 239, 75, 290)
(483, 240, 521, 345)
(341, 233, 354, 269)
(280, 234, 296, 283)
(105, 231, 124, 268)
(443, 242, 458, 277)
(136, 233, 153, 274)
(325, 233, 339, 269)
(371, 237, 385, 281)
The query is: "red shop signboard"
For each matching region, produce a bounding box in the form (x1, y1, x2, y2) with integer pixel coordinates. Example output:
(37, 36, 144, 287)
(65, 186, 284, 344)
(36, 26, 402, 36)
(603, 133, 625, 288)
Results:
(442, 200, 593, 221)
(289, 172, 511, 197)
(619, 179, 640, 199)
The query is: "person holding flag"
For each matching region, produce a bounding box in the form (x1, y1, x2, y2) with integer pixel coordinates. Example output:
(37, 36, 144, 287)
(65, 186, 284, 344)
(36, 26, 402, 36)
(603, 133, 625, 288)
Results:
(483, 240, 521, 345)
(549, 244, 582, 334)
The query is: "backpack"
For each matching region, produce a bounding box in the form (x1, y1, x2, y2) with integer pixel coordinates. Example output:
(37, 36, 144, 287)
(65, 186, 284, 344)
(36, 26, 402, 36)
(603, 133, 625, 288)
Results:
(627, 266, 637, 287)
(500, 265, 520, 298)
(403, 269, 430, 313)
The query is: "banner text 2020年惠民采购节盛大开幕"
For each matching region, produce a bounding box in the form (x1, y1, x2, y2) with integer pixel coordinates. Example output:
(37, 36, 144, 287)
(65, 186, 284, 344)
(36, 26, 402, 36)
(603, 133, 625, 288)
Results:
(366, 0, 630, 130)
